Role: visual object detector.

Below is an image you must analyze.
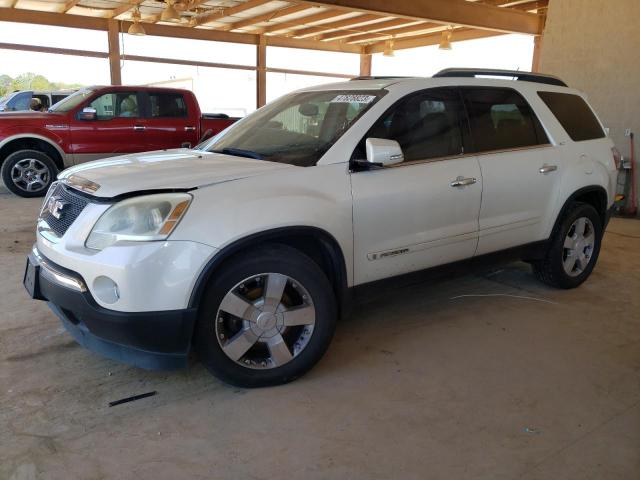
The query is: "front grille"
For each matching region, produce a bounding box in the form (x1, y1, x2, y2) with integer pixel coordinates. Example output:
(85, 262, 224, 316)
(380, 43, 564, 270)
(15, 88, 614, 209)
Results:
(40, 183, 90, 237)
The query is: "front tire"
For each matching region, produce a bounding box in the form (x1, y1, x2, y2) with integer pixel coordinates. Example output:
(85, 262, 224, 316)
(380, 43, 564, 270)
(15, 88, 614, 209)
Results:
(533, 202, 603, 289)
(1, 150, 57, 197)
(195, 244, 337, 388)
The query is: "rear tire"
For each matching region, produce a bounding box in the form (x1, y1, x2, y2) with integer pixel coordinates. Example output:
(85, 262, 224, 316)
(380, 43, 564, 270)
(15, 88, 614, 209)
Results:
(533, 202, 602, 289)
(1, 149, 57, 198)
(195, 244, 337, 388)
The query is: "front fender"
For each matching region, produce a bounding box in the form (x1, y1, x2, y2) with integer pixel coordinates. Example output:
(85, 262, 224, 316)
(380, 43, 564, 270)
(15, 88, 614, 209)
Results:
(0, 128, 67, 160)
(171, 163, 354, 285)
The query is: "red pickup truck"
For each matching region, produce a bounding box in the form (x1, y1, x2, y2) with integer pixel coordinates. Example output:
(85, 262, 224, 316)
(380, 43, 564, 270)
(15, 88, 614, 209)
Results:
(0, 85, 239, 197)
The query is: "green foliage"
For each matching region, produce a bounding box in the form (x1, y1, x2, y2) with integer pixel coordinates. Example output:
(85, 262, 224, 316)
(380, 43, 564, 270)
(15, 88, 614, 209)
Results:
(0, 73, 83, 98)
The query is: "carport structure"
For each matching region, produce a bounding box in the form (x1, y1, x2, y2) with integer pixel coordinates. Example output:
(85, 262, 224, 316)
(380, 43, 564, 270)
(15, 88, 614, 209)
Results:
(0, 0, 547, 108)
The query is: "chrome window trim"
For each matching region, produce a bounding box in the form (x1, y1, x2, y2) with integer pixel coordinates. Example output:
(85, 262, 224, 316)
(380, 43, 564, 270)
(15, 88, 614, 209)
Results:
(353, 142, 554, 171)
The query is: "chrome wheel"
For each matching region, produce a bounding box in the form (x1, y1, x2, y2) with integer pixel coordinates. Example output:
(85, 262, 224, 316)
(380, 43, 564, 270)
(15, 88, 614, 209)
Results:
(562, 217, 595, 277)
(11, 158, 50, 193)
(215, 273, 316, 370)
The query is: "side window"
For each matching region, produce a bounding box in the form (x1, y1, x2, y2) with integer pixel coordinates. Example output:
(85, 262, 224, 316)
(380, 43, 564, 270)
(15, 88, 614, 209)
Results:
(52, 95, 67, 104)
(33, 94, 50, 109)
(11, 93, 30, 111)
(148, 93, 188, 118)
(90, 92, 139, 120)
(537, 91, 605, 141)
(462, 88, 548, 153)
(359, 88, 465, 162)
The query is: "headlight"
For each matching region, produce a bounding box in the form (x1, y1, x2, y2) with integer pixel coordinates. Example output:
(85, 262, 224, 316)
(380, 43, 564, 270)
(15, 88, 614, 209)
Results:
(86, 193, 192, 251)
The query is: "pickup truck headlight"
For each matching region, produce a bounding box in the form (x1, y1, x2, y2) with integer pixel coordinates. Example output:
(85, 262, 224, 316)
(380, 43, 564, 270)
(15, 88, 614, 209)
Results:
(86, 193, 192, 251)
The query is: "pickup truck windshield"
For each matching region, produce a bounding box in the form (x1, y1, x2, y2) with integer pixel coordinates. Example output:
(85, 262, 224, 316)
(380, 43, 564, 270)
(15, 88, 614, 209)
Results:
(198, 89, 385, 167)
(49, 88, 95, 113)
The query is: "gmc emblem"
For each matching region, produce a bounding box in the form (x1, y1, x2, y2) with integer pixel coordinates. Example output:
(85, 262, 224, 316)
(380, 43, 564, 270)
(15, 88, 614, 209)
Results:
(47, 195, 69, 220)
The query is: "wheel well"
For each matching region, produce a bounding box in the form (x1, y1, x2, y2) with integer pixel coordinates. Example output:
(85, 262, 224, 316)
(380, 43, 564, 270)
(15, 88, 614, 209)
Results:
(0, 138, 64, 170)
(571, 187, 607, 225)
(189, 227, 349, 316)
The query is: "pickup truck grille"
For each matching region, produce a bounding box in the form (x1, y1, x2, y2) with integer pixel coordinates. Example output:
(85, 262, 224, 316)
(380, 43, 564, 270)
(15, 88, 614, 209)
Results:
(40, 183, 90, 237)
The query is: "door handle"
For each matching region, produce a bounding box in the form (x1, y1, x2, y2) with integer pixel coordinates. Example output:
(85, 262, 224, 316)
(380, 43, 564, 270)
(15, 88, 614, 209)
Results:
(539, 164, 557, 174)
(133, 125, 146, 132)
(450, 176, 477, 187)
(184, 126, 196, 132)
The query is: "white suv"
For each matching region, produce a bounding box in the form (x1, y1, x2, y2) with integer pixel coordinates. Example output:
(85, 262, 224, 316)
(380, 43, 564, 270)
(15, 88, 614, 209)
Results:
(25, 69, 618, 387)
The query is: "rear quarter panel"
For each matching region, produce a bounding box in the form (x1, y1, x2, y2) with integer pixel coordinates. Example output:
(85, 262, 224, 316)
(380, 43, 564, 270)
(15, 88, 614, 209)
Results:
(521, 86, 616, 237)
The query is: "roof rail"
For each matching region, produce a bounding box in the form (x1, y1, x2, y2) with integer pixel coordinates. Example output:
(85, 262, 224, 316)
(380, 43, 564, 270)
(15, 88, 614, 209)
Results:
(433, 68, 568, 87)
(349, 76, 412, 81)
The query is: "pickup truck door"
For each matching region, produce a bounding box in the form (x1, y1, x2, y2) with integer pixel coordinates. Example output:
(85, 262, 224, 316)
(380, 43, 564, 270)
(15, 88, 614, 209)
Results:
(138, 91, 199, 150)
(69, 91, 150, 163)
(350, 88, 482, 285)
(460, 87, 561, 255)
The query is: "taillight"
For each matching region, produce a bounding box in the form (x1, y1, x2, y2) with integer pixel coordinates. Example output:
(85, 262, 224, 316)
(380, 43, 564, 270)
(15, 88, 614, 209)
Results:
(612, 147, 622, 170)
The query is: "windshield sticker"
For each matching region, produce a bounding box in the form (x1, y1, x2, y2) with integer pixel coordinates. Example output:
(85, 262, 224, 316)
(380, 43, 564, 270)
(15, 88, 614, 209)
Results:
(330, 94, 376, 104)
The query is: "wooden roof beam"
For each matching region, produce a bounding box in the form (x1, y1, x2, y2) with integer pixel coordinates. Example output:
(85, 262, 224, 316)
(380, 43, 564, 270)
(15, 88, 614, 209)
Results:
(195, 0, 273, 26)
(317, 18, 419, 42)
(0, 8, 361, 53)
(346, 22, 443, 44)
(219, 4, 316, 32)
(365, 27, 505, 53)
(110, 0, 144, 19)
(292, 13, 383, 38)
(261, 9, 346, 34)
(302, 0, 543, 34)
(61, 0, 81, 12)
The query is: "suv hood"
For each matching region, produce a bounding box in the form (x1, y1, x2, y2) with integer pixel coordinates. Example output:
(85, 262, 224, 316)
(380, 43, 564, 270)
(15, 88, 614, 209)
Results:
(58, 149, 294, 198)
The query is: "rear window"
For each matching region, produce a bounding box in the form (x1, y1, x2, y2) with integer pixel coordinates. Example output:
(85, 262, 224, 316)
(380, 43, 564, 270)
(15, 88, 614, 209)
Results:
(462, 87, 548, 153)
(538, 91, 605, 141)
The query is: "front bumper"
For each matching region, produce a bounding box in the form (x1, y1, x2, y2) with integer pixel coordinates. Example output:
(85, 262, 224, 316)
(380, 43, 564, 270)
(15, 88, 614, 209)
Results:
(27, 249, 197, 370)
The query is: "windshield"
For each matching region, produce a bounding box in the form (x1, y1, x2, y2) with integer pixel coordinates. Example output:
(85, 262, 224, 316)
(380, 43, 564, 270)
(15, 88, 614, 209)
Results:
(49, 88, 95, 112)
(0, 91, 17, 106)
(197, 89, 385, 167)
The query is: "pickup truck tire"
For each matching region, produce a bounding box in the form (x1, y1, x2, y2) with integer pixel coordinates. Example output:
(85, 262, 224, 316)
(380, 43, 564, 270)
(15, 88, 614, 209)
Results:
(533, 202, 603, 289)
(195, 244, 337, 388)
(1, 149, 57, 198)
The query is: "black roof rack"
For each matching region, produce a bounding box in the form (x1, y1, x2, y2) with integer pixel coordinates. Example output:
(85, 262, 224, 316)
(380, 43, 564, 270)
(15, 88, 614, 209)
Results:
(349, 76, 413, 81)
(433, 68, 568, 87)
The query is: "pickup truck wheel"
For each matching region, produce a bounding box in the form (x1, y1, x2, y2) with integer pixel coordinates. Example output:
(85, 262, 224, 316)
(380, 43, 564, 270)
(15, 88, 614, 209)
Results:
(533, 202, 603, 289)
(195, 244, 337, 388)
(1, 150, 57, 198)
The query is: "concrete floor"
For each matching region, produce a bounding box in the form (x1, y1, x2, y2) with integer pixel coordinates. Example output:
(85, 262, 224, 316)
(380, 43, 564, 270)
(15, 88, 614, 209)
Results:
(1, 184, 639, 480)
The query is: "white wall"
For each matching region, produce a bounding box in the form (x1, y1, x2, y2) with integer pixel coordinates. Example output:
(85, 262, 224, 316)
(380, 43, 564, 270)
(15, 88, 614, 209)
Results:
(539, 0, 640, 212)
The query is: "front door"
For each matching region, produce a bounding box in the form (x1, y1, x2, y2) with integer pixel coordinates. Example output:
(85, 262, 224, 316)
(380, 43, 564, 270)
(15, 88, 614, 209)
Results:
(69, 90, 150, 164)
(350, 88, 482, 285)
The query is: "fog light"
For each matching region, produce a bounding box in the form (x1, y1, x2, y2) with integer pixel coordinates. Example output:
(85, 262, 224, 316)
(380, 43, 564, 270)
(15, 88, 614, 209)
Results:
(93, 276, 120, 304)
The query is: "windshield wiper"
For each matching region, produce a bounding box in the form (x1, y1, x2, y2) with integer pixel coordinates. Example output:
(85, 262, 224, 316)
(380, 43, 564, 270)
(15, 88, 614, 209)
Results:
(211, 148, 264, 160)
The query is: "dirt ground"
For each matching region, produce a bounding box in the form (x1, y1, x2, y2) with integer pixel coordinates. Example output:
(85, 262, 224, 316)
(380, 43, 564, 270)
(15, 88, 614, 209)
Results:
(1, 184, 639, 480)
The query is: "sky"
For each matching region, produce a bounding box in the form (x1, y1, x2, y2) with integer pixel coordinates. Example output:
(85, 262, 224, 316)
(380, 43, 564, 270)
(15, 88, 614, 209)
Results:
(0, 21, 534, 115)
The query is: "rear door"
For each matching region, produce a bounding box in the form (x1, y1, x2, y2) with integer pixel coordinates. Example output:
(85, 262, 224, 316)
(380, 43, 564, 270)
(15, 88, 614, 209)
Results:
(139, 91, 199, 149)
(68, 90, 150, 163)
(350, 88, 482, 284)
(461, 87, 561, 254)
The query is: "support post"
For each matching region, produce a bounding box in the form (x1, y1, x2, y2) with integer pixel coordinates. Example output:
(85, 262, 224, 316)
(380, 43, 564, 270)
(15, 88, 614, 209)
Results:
(531, 35, 542, 72)
(359, 52, 372, 77)
(257, 35, 267, 109)
(107, 19, 122, 85)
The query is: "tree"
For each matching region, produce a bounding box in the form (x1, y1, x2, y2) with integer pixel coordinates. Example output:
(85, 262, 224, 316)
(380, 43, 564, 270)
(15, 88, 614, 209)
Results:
(0, 73, 84, 97)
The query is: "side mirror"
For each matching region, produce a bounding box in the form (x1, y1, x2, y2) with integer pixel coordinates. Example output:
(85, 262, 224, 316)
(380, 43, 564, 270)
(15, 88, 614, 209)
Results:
(365, 138, 404, 167)
(79, 107, 97, 121)
(181, 142, 192, 149)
